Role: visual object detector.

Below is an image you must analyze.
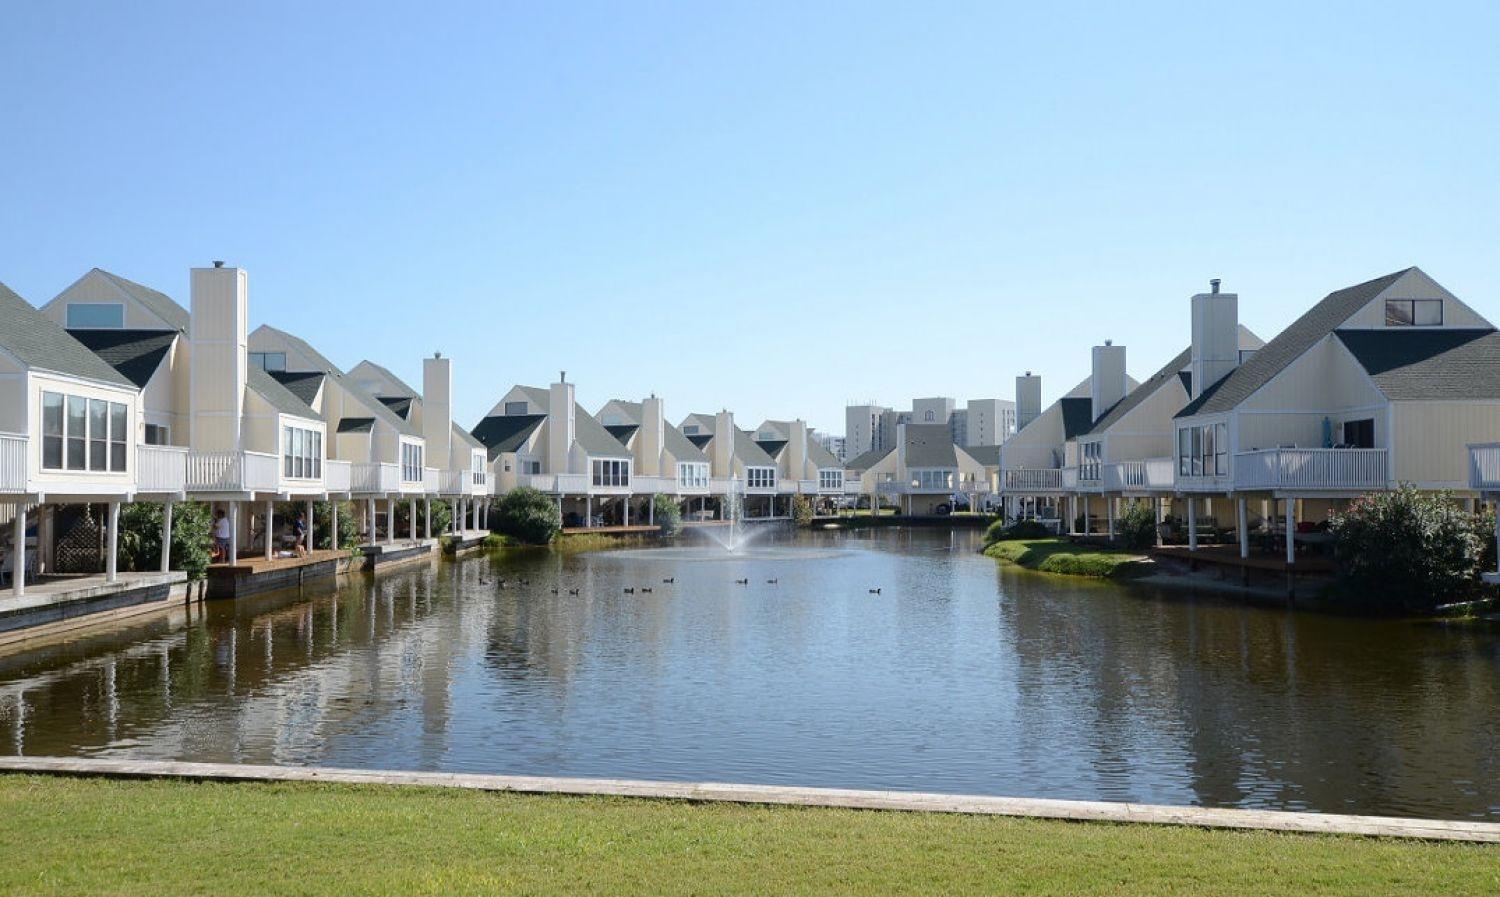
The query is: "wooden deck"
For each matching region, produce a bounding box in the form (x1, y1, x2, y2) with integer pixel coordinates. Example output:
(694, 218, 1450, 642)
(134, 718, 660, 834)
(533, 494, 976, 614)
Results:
(210, 549, 348, 575)
(560, 525, 662, 536)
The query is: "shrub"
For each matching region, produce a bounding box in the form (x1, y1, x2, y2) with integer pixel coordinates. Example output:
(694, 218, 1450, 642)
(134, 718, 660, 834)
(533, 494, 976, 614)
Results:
(652, 494, 683, 537)
(493, 487, 562, 545)
(1329, 486, 1487, 613)
(1117, 501, 1158, 550)
(985, 517, 1052, 544)
(392, 498, 453, 538)
(313, 501, 360, 550)
(116, 501, 214, 580)
(792, 495, 814, 527)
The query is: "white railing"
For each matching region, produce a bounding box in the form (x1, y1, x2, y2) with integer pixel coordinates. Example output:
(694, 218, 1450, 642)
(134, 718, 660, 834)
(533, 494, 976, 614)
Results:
(324, 459, 352, 493)
(515, 473, 554, 492)
(421, 467, 441, 493)
(351, 461, 400, 494)
(776, 480, 799, 495)
(1234, 448, 1388, 491)
(438, 469, 488, 495)
(187, 450, 280, 493)
(1002, 468, 1063, 491)
(1, 433, 28, 493)
(1061, 467, 1079, 489)
(1105, 457, 1175, 492)
(843, 479, 863, 495)
(136, 444, 188, 493)
(709, 476, 740, 494)
(1470, 443, 1500, 491)
(632, 475, 676, 494)
(676, 476, 711, 494)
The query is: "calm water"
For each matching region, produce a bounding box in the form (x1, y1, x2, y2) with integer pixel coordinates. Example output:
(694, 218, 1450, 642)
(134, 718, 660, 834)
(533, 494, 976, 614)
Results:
(2, 527, 1499, 820)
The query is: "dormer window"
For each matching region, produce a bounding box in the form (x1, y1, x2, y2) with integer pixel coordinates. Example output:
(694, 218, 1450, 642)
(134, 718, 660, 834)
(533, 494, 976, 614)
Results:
(504, 401, 530, 415)
(66, 303, 124, 329)
(250, 351, 286, 372)
(1385, 299, 1442, 327)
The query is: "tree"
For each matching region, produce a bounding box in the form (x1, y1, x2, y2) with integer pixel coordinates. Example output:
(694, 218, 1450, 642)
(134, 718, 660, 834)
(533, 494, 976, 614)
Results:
(313, 501, 360, 550)
(1117, 501, 1158, 550)
(393, 499, 453, 539)
(116, 501, 214, 580)
(652, 494, 682, 537)
(493, 487, 562, 545)
(1329, 486, 1487, 613)
(792, 494, 814, 527)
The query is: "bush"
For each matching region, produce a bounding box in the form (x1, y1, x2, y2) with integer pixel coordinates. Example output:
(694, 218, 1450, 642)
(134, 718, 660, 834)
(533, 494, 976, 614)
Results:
(493, 487, 562, 545)
(1117, 501, 1158, 550)
(652, 494, 682, 537)
(1329, 486, 1487, 613)
(984, 517, 1052, 544)
(792, 495, 814, 527)
(393, 498, 452, 538)
(116, 501, 214, 580)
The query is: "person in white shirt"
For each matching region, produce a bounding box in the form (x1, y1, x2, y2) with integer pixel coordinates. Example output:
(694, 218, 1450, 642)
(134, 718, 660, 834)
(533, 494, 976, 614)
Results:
(213, 509, 232, 561)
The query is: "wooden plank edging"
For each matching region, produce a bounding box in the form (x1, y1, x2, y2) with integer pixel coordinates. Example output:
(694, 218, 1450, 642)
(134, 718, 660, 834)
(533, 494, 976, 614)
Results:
(0, 756, 1495, 843)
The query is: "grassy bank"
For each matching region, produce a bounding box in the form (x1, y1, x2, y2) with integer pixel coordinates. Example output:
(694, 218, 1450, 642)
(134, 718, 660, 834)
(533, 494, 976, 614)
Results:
(985, 537, 1150, 579)
(0, 775, 1494, 896)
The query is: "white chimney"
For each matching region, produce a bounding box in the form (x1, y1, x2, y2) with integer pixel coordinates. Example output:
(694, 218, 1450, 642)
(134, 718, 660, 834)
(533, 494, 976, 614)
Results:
(189, 262, 247, 452)
(1015, 372, 1041, 432)
(547, 373, 574, 474)
(712, 410, 735, 477)
(422, 352, 452, 468)
(788, 419, 808, 477)
(640, 394, 664, 476)
(1091, 341, 1127, 422)
(1190, 278, 1239, 399)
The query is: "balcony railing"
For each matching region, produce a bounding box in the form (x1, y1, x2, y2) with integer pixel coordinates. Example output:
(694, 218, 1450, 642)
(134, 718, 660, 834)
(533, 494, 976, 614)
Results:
(1105, 457, 1175, 492)
(439, 469, 488, 495)
(421, 467, 441, 493)
(187, 450, 280, 494)
(1002, 468, 1063, 491)
(709, 476, 739, 494)
(1234, 448, 1388, 491)
(351, 461, 400, 494)
(632, 475, 676, 494)
(136, 444, 188, 494)
(843, 479, 863, 495)
(324, 459, 352, 493)
(1470, 443, 1500, 491)
(0, 433, 27, 493)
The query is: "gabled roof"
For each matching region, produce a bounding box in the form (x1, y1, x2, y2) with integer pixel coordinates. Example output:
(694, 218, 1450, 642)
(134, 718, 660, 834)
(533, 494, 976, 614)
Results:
(248, 365, 321, 419)
(733, 429, 778, 467)
(664, 425, 709, 464)
(257, 325, 418, 436)
(352, 359, 418, 398)
(1177, 268, 1414, 418)
(903, 423, 959, 467)
(963, 444, 1003, 467)
(808, 440, 841, 468)
(92, 268, 190, 332)
(1059, 397, 1095, 439)
(336, 417, 375, 433)
(605, 423, 640, 442)
(756, 438, 789, 459)
(600, 400, 643, 424)
(844, 447, 893, 472)
(471, 414, 546, 459)
(573, 404, 633, 458)
(67, 328, 176, 388)
(1079, 347, 1192, 438)
(268, 370, 326, 408)
(1336, 328, 1500, 400)
(686, 433, 713, 449)
(451, 422, 485, 452)
(378, 395, 415, 419)
(0, 281, 136, 388)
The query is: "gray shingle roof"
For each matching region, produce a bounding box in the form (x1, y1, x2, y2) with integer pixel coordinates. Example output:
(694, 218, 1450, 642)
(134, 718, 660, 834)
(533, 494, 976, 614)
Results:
(336, 417, 376, 433)
(843, 447, 892, 472)
(248, 365, 321, 419)
(257, 325, 417, 436)
(1336, 328, 1500, 400)
(268, 370, 326, 408)
(0, 281, 136, 388)
(962, 444, 1003, 467)
(903, 423, 959, 467)
(471, 414, 546, 459)
(733, 428, 778, 467)
(808, 441, 841, 468)
(601, 400, 643, 423)
(605, 423, 640, 443)
(352, 359, 418, 398)
(67, 328, 176, 388)
(1060, 397, 1095, 439)
(574, 403, 633, 458)
(93, 269, 190, 332)
(1080, 347, 1192, 437)
(378, 395, 414, 419)
(664, 423, 709, 464)
(1176, 269, 1414, 418)
(756, 438, 789, 459)
(451, 422, 485, 452)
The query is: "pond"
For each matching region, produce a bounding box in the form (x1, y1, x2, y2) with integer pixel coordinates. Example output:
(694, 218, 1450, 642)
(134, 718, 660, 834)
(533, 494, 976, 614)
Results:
(1, 526, 1497, 820)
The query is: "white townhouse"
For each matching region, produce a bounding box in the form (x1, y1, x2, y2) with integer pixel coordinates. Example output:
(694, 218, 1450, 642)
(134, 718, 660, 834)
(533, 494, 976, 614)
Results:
(848, 422, 991, 516)
(42, 264, 335, 568)
(1173, 267, 1500, 563)
(750, 418, 853, 511)
(595, 396, 714, 521)
(348, 356, 492, 533)
(679, 411, 788, 519)
(248, 324, 433, 546)
(472, 375, 637, 528)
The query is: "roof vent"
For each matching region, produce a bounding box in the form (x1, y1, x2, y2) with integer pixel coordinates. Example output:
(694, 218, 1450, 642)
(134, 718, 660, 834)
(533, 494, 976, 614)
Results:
(1104, 339, 1113, 346)
(434, 351, 442, 358)
(1210, 278, 1221, 294)
(212, 260, 225, 268)
(559, 370, 566, 383)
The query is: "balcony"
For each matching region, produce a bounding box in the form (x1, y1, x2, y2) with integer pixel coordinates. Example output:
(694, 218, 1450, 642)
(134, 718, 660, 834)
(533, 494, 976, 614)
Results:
(324, 459, 352, 493)
(187, 451, 280, 494)
(1002, 468, 1064, 491)
(136, 444, 188, 494)
(351, 462, 399, 495)
(439, 469, 488, 496)
(0, 433, 27, 493)
(1469, 443, 1500, 492)
(1104, 457, 1175, 492)
(421, 467, 441, 494)
(1233, 448, 1388, 491)
(631, 475, 676, 494)
(709, 476, 739, 494)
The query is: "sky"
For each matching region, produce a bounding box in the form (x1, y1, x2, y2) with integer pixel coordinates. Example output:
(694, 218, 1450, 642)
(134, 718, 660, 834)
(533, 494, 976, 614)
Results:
(2, 2, 1497, 435)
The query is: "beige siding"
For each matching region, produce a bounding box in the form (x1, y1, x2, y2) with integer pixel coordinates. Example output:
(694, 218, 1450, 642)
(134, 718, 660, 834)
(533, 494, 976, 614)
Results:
(1235, 336, 1387, 452)
(1339, 269, 1490, 330)
(42, 270, 184, 330)
(1001, 401, 1066, 469)
(26, 371, 141, 488)
(1391, 401, 1500, 488)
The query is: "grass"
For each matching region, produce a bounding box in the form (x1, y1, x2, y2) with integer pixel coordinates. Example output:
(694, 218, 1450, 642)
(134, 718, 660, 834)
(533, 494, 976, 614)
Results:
(0, 774, 1495, 896)
(985, 537, 1151, 579)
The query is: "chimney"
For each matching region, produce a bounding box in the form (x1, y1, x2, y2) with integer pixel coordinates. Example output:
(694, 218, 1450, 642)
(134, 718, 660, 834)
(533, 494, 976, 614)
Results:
(189, 263, 248, 451)
(712, 410, 735, 477)
(1015, 372, 1041, 433)
(1190, 278, 1239, 399)
(1091, 341, 1127, 422)
(422, 352, 453, 467)
(788, 419, 808, 477)
(547, 375, 575, 473)
(640, 394, 664, 476)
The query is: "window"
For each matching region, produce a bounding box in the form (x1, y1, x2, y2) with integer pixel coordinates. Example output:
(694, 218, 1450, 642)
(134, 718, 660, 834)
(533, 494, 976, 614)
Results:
(677, 462, 709, 489)
(682, 424, 699, 435)
(522, 460, 541, 475)
(1080, 441, 1102, 481)
(591, 458, 630, 487)
(504, 401, 529, 416)
(282, 425, 323, 479)
(923, 410, 935, 422)
(746, 467, 776, 489)
(1385, 299, 1442, 327)
(144, 423, 170, 445)
(41, 391, 127, 472)
(1341, 418, 1375, 449)
(911, 469, 955, 491)
(401, 442, 424, 482)
(819, 469, 843, 491)
(66, 303, 124, 329)
(249, 351, 287, 372)
(1177, 423, 1228, 477)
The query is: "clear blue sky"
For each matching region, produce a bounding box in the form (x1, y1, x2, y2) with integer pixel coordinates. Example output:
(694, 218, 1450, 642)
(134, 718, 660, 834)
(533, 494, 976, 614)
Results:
(3, 2, 1496, 435)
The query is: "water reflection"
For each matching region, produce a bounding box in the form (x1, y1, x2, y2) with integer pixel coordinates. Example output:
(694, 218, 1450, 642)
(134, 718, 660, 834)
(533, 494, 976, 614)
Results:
(0, 528, 1496, 820)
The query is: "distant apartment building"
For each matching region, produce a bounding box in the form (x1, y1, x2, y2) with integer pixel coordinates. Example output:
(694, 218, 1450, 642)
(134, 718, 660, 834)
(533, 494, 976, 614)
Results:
(845, 397, 1014, 454)
(813, 430, 845, 462)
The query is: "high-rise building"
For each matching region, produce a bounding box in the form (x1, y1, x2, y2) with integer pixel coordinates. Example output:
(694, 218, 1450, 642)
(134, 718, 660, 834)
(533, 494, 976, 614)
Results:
(844, 403, 889, 458)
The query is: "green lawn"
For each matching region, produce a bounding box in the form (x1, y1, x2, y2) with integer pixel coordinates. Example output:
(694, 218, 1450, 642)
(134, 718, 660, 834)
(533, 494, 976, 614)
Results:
(1, 775, 1494, 896)
(985, 537, 1151, 578)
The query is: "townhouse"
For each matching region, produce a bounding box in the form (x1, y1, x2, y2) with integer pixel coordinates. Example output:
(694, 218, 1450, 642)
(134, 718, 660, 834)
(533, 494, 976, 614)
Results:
(848, 422, 991, 515)
(750, 418, 853, 512)
(679, 411, 788, 519)
(595, 395, 716, 521)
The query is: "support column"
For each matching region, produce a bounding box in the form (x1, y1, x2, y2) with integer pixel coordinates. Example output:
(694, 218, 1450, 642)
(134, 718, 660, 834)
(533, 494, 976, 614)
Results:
(330, 501, 339, 551)
(386, 499, 395, 546)
(624, 498, 631, 527)
(1082, 496, 1091, 536)
(1493, 502, 1500, 577)
(472, 498, 479, 530)
(1106, 497, 1116, 541)
(264, 499, 275, 560)
(12, 503, 26, 598)
(367, 498, 376, 544)
(1154, 496, 1165, 547)
(1285, 498, 1296, 566)
(229, 501, 239, 565)
(409, 498, 417, 541)
(161, 501, 174, 573)
(586, 495, 593, 527)
(106, 501, 120, 582)
(306, 499, 315, 554)
(1187, 498, 1198, 552)
(649, 495, 655, 525)
(1237, 497, 1249, 558)
(424, 498, 432, 539)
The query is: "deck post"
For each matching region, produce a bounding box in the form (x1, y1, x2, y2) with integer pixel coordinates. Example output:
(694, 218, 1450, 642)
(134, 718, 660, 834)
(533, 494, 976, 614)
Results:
(106, 500, 120, 582)
(161, 501, 174, 573)
(1154, 496, 1164, 547)
(228, 501, 239, 565)
(1187, 498, 1198, 552)
(1237, 497, 1249, 558)
(367, 499, 376, 544)
(1493, 502, 1500, 576)
(1082, 496, 1091, 536)
(330, 500, 338, 551)
(264, 499, 275, 561)
(648, 495, 655, 525)
(408, 498, 416, 542)
(1285, 499, 1296, 566)
(1106, 497, 1116, 541)
(306, 499, 314, 555)
(386, 500, 395, 546)
(423, 498, 431, 539)
(586, 495, 593, 528)
(12, 502, 27, 598)
(624, 497, 631, 527)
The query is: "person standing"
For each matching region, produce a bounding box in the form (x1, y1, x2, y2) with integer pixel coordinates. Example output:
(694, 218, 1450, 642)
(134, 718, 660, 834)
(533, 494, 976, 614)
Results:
(213, 509, 232, 562)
